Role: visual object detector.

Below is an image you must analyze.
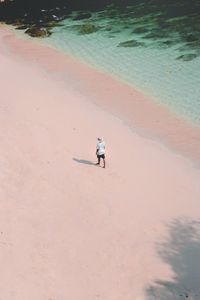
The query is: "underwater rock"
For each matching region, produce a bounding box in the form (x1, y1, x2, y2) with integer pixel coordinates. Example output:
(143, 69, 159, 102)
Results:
(5, 20, 15, 25)
(184, 34, 199, 43)
(144, 29, 169, 40)
(176, 53, 198, 61)
(25, 26, 51, 37)
(118, 39, 145, 47)
(46, 21, 64, 28)
(187, 39, 200, 49)
(132, 27, 148, 34)
(104, 26, 112, 31)
(161, 39, 179, 46)
(178, 41, 199, 52)
(157, 21, 170, 29)
(163, 40, 176, 45)
(16, 24, 28, 30)
(12, 20, 24, 26)
(156, 39, 179, 48)
(73, 12, 92, 21)
(78, 24, 98, 34)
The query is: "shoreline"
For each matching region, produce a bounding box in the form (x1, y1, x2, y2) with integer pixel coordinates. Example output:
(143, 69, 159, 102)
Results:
(3, 24, 200, 167)
(1, 25, 200, 299)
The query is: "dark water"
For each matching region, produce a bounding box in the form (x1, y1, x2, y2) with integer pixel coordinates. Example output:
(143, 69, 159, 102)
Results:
(1, 1, 200, 61)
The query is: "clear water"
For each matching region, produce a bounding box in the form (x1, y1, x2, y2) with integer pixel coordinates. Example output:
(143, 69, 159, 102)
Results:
(42, 7, 200, 124)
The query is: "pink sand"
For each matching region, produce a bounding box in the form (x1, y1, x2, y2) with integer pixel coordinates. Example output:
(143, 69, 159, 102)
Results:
(4, 26, 200, 166)
(1, 26, 200, 299)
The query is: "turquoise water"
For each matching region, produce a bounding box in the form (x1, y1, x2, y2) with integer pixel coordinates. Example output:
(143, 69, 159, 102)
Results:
(42, 9, 200, 124)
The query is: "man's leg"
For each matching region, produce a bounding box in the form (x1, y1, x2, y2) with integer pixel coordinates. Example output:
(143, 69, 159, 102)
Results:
(96, 156, 100, 165)
(103, 158, 105, 168)
(103, 155, 105, 168)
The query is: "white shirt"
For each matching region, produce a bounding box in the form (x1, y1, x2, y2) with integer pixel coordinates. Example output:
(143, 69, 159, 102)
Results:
(96, 141, 105, 155)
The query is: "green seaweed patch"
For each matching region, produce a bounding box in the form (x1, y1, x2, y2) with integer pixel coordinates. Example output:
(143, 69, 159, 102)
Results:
(162, 39, 178, 46)
(78, 24, 99, 34)
(123, 25, 131, 29)
(183, 34, 200, 43)
(73, 12, 92, 21)
(176, 53, 198, 61)
(156, 39, 179, 49)
(132, 27, 149, 34)
(155, 41, 170, 49)
(104, 26, 112, 31)
(111, 29, 121, 34)
(157, 21, 171, 29)
(143, 29, 169, 40)
(178, 39, 200, 52)
(118, 39, 145, 47)
(187, 40, 200, 49)
(64, 24, 81, 30)
(45, 21, 64, 28)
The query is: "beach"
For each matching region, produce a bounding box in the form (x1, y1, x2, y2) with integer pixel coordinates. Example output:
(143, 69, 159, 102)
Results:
(1, 25, 200, 300)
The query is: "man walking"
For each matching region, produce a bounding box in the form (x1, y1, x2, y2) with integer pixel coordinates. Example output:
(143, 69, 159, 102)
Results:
(96, 137, 106, 168)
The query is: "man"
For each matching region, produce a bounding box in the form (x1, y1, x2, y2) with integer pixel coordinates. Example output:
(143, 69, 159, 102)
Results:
(96, 137, 106, 168)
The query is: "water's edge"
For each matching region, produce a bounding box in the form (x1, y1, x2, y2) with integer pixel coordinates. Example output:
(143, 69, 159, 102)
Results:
(4, 25, 200, 168)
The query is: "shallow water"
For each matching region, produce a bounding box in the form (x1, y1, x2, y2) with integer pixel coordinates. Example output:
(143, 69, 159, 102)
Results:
(41, 3, 200, 124)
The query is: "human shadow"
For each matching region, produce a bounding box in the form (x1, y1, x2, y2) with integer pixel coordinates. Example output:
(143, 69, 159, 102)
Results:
(145, 218, 200, 300)
(73, 158, 96, 166)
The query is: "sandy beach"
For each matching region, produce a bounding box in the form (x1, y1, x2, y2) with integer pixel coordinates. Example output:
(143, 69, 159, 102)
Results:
(1, 25, 200, 299)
